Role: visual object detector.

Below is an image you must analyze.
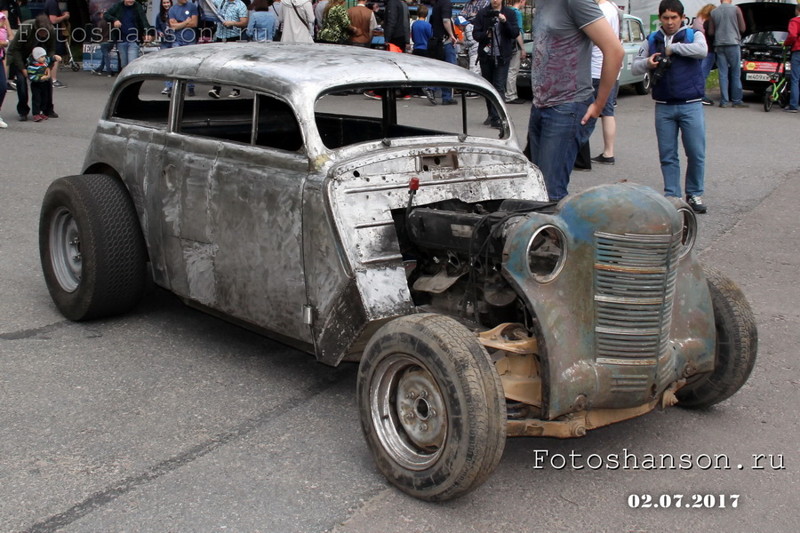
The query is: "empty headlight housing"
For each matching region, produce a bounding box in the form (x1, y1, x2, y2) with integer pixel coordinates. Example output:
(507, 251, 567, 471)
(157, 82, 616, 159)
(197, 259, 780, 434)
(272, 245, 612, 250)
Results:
(527, 225, 567, 282)
(667, 198, 697, 259)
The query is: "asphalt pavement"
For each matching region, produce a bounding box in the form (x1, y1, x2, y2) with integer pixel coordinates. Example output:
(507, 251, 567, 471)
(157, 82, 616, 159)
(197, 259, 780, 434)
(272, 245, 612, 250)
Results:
(1, 69, 798, 533)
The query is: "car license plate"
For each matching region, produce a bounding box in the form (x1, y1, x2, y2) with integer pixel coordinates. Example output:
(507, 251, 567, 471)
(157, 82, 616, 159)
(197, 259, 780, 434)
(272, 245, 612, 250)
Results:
(746, 73, 771, 81)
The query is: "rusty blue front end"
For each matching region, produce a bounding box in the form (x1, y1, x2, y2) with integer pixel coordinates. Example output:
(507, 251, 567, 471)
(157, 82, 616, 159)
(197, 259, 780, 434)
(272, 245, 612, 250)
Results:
(502, 183, 716, 420)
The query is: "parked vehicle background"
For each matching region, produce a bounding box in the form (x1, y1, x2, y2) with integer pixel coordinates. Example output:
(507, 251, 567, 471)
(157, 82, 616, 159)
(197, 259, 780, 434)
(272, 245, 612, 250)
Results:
(517, 14, 651, 99)
(738, 2, 796, 94)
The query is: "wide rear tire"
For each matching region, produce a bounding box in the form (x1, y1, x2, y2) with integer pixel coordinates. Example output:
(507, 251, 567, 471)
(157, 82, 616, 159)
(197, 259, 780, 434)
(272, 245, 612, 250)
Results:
(677, 268, 757, 408)
(357, 314, 506, 501)
(39, 174, 147, 321)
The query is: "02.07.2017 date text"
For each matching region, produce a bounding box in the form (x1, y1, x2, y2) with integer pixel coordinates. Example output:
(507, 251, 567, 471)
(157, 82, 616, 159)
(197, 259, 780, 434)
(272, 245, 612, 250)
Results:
(628, 494, 739, 509)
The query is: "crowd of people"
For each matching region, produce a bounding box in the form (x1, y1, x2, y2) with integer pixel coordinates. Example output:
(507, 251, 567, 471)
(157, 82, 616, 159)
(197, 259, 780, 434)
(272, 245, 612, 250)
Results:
(3, 0, 798, 212)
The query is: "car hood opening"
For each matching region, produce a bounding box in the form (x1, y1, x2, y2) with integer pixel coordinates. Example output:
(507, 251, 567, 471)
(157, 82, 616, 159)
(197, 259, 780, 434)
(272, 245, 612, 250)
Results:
(738, 2, 796, 37)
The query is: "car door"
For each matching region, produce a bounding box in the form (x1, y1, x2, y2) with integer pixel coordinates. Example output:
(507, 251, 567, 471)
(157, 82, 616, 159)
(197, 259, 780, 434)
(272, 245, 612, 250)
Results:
(160, 82, 312, 343)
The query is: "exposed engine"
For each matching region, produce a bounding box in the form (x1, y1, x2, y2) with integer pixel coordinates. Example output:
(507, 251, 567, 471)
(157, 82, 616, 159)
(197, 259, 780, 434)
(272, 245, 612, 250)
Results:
(392, 198, 556, 331)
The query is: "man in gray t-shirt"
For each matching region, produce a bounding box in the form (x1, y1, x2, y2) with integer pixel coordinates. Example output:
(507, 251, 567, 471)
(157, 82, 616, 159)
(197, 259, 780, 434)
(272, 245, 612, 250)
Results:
(527, 0, 623, 201)
(708, 0, 746, 107)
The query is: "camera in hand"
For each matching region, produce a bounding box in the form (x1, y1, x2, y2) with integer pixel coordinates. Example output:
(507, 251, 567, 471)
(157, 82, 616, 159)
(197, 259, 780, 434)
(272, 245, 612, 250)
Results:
(652, 55, 672, 86)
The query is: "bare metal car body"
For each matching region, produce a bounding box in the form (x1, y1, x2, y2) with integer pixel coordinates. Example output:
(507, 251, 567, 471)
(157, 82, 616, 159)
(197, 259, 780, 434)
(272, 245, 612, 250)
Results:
(40, 44, 756, 501)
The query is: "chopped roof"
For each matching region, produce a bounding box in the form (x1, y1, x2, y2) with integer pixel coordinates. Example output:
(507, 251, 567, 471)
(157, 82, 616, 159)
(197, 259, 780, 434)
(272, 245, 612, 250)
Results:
(120, 43, 496, 96)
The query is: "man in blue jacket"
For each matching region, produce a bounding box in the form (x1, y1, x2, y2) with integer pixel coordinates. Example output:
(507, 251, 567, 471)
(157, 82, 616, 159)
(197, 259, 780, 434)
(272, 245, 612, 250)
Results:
(632, 0, 708, 213)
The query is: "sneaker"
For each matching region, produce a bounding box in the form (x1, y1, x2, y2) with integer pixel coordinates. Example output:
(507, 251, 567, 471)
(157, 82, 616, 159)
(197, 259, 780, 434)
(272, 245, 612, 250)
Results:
(489, 119, 502, 129)
(18, 114, 27, 122)
(228, 89, 240, 98)
(0, 117, 7, 128)
(591, 154, 616, 165)
(188, 88, 196, 97)
(46, 112, 59, 118)
(482, 117, 492, 126)
(732, 102, 749, 108)
(718, 102, 731, 108)
(464, 92, 480, 99)
(7, 80, 16, 90)
(161, 87, 171, 95)
(505, 98, 527, 104)
(702, 97, 713, 106)
(364, 90, 382, 100)
(423, 88, 438, 105)
(91, 69, 103, 76)
(208, 88, 221, 99)
(52, 80, 66, 88)
(686, 195, 707, 214)
(441, 99, 457, 106)
(784, 107, 798, 113)
(33, 114, 44, 122)
(400, 94, 412, 100)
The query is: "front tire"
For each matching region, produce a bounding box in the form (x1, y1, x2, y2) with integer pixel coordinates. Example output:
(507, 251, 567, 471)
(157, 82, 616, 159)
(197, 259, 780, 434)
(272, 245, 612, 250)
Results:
(39, 174, 147, 321)
(357, 314, 506, 501)
(763, 90, 774, 112)
(634, 73, 651, 95)
(677, 268, 757, 408)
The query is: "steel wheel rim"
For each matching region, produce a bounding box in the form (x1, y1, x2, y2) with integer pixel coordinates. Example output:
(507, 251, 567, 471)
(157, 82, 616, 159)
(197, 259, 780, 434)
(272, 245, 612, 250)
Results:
(370, 353, 448, 471)
(50, 207, 82, 292)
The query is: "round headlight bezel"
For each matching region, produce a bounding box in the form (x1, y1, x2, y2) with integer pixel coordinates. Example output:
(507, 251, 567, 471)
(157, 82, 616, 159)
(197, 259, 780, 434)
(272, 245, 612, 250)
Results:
(676, 206, 697, 259)
(526, 224, 567, 283)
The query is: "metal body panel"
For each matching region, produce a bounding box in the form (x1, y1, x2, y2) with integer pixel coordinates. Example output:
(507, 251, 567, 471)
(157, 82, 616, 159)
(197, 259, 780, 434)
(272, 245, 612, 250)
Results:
(502, 184, 715, 419)
(305, 144, 546, 365)
(157, 132, 310, 340)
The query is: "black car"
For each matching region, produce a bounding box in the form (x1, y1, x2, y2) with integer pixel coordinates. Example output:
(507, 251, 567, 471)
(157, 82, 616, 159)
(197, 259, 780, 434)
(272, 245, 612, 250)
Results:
(739, 2, 796, 94)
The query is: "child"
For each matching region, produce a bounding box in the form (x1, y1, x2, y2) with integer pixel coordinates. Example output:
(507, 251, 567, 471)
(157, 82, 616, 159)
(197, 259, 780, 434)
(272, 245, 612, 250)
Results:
(27, 47, 53, 122)
(410, 4, 431, 58)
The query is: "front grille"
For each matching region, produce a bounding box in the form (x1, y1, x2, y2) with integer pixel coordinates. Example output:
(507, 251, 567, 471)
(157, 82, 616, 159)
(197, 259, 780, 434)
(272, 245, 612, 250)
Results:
(593, 231, 680, 366)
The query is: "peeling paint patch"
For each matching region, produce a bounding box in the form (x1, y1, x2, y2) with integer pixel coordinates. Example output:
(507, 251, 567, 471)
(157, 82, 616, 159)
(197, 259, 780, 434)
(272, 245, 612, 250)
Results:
(183, 241, 218, 306)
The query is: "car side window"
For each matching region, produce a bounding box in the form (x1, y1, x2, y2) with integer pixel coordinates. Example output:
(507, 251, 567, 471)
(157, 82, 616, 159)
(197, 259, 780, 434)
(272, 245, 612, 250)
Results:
(175, 82, 302, 152)
(629, 20, 644, 42)
(255, 94, 304, 152)
(177, 83, 256, 144)
(111, 79, 170, 127)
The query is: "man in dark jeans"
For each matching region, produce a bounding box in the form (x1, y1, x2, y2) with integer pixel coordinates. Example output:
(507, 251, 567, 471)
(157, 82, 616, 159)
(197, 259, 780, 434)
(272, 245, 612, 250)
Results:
(6, 14, 59, 121)
(472, 0, 519, 128)
(424, 0, 458, 105)
(42, 0, 69, 88)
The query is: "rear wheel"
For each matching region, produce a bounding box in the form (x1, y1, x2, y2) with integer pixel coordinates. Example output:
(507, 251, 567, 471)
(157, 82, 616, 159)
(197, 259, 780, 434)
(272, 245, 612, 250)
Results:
(677, 268, 757, 409)
(39, 174, 147, 321)
(357, 314, 506, 501)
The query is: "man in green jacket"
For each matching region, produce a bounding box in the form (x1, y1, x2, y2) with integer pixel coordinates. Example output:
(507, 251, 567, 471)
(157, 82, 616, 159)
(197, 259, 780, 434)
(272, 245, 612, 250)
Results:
(104, 0, 153, 70)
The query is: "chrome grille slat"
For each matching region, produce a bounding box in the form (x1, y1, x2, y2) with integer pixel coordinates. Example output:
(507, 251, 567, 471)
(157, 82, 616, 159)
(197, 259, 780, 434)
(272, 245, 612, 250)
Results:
(594, 231, 680, 363)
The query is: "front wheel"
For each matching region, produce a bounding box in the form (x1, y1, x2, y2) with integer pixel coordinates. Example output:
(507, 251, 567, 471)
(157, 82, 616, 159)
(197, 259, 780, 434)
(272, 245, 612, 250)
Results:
(357, 314, 506, 501)
(763, 90, 774, 112)
(634, 73, 651, 95)
(39, 174, 147, 321)
(677, 268, 757, 409)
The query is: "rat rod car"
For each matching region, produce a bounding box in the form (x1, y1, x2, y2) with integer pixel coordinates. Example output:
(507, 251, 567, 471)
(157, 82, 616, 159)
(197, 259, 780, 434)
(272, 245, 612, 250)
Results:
(39, 44, 756, 501)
